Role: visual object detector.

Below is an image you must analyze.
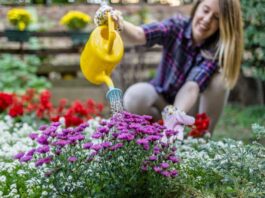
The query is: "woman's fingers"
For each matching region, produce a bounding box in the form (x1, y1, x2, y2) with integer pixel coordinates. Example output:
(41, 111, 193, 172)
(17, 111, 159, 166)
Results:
(94, 5, 113, 26)
(111, 10, 124, 31)
(94, 6, 124, 31)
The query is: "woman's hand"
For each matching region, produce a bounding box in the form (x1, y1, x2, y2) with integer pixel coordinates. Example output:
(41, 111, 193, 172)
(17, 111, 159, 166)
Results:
(94, 5, 124, 32)
(162, 105, 195, 140)
(94, 4, 146, 45)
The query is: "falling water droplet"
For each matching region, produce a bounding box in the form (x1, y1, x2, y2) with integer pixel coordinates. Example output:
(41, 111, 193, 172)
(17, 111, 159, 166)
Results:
(107, 88, 124, 120)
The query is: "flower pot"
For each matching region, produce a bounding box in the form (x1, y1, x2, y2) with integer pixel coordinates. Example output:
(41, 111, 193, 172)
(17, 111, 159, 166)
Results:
(70, 31, 90, 45)
(4, 29, 31, 42)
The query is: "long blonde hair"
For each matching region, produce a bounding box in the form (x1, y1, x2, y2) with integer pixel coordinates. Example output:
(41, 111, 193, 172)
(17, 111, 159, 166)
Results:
(191, 0, 244, 89)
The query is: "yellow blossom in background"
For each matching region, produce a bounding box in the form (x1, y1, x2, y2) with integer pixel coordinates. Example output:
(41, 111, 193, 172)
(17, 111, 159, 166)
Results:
(60, 11, 92, 31)
(7, 8, 32, 31)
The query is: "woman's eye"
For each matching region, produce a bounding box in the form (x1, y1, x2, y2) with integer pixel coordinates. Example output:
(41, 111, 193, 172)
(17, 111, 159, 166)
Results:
(203, 6, 209, 13)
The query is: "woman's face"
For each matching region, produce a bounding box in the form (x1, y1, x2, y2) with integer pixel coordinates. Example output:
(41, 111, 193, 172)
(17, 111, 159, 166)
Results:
(192, 0, 220, 45)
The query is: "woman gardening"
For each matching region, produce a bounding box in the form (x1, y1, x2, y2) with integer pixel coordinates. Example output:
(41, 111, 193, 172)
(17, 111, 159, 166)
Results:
(94, 0, 244, 139)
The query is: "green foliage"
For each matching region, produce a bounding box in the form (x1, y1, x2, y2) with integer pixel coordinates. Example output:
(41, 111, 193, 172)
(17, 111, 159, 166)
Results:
(252, 123, 265, 140)
(92, 141, 171, 197)
(0, 160, 43, 197)
(214, 104, 265, 142)
(241, 0, 265, 79)
(169, 134, 265, 197)
(0, 54, 51, 94)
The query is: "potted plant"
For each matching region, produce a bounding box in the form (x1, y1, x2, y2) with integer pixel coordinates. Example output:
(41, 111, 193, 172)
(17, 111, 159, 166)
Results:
(60, 10, 92, 45)
(5, 8, 32, 42)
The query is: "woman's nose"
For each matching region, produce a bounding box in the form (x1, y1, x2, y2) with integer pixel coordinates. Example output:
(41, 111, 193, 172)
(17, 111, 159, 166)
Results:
(202, 13, 213, 24)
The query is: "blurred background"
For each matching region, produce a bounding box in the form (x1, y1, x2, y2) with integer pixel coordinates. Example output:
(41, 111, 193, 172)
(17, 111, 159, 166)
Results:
(0, 0, 264, 141)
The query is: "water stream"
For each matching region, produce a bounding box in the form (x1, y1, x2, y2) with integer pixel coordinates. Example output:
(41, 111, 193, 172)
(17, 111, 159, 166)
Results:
(108, 90, 124, 118)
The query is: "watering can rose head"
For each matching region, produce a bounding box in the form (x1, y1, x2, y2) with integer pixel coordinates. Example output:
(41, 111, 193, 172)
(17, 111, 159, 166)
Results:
(60, 11, 92, 31)
(7, 8, 32, 31)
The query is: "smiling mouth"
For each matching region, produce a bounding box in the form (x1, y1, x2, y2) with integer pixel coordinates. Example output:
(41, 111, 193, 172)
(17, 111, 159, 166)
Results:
(198, 23, 209, 32)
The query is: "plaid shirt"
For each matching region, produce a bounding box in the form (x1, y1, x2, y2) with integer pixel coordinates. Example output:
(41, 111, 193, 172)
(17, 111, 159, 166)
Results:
(142, 14, 218, 103)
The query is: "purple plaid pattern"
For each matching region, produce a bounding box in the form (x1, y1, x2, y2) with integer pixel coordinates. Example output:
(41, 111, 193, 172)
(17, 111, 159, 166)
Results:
(141, 14, 218, 103)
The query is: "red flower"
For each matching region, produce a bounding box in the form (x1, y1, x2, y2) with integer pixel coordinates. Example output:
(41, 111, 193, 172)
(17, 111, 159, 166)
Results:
(188, 128, 203, 138)
(21, 88, 36, 103)
(96, 103, 104, 113)
(72, 100, 87, 116)
(0, 89, 104, 126)
(8, 103, 24, 117)
(57, 98, 67, 115)
(64, 114, 83, 127)
(157, 119, 164, 126)
(50, 115, 60, 122)
(188, 113, 210, 138)
(0, 92, 13, 111)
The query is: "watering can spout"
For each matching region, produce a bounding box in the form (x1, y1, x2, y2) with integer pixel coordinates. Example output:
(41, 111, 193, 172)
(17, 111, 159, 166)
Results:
(97, 73, 114, 88)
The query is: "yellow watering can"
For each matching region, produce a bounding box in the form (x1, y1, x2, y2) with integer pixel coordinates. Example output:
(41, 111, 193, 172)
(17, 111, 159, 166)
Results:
(80, 12, 124, 104)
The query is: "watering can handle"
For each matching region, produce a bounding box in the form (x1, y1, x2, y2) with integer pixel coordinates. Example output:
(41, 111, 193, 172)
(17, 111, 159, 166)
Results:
(107, 12, 116, 54)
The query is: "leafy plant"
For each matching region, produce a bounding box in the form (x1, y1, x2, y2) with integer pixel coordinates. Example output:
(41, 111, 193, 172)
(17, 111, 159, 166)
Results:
(0, 55, 51, 94)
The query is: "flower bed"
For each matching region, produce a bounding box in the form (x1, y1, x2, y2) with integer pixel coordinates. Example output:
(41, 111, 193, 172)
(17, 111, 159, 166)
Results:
(0, 89, 265, 197)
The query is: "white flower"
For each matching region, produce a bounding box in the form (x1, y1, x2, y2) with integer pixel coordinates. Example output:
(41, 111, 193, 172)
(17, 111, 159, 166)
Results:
(10, 183, 17, 189)
(17, 169, 26, 175)
(0, 117, 36, 159)
(27, 189, 34, 195)
(42, 191, 48, 196)
(0, 175, 6, 183)
(11, 188, 18, 194)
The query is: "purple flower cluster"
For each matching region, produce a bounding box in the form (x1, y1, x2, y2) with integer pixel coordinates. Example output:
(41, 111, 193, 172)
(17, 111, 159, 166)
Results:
(15, 111, 180, 178)
(14, 122, 90, 167)
(98, 112, 180, 178)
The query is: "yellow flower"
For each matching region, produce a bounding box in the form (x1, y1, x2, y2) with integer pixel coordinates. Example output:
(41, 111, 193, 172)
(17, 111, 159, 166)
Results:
(60, 11, 91, 31)
(7, 8, 32, 31)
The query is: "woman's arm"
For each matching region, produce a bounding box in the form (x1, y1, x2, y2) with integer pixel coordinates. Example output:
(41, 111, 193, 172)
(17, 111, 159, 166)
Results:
(112, 11, 146, 45)
(121, 21, 146, 45)
(173, 81, 200, 113)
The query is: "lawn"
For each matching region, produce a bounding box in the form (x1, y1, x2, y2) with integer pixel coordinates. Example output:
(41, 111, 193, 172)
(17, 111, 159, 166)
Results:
(213, 104, 265, 142)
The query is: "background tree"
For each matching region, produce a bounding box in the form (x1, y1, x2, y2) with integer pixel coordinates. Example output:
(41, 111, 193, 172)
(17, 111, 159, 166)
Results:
(241, 0, 265, 104)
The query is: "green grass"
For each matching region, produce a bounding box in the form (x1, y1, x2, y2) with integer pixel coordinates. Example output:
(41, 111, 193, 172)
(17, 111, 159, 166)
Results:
(213, 104, 265, 142)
